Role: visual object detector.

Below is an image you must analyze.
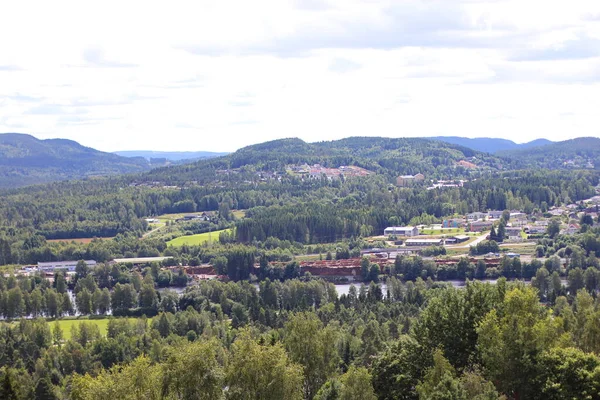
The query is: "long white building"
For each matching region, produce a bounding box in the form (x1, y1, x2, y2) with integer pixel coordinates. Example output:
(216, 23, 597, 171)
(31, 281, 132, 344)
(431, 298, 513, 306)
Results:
(37, 260, 97, 272)
(384, 226, 420, 237)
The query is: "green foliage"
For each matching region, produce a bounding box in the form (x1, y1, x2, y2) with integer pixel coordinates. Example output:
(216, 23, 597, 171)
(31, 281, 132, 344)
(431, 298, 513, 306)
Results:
(338, 365, 377, 400)
(416, 350, 467, 400)
(284, 312, 340, 399)
(161, 340, 224, 400)
(71, 356, 163, 400)
(226, 330, 303, 400)
(477, 286, 565, 399)
(535, 347, 600, 400)
(470, 240, 500, 256)
(372, 336, 430, 400)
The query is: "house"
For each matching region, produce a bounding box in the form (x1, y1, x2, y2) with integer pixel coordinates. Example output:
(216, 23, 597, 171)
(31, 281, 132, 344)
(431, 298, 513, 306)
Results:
(384, 226, 420, 237)
(442, 219, 464, 228)
(525, 223, 547, 234)
(487, 210, 504, 219)
(145, 218, 160, 223)
(505, 227, 523, 241)
(37, 260, 97, 272)
(510, 212, 527, 221)
(467, 212, 487, 221)
(561, 224, 580, 235)
(405, 238, 443, 247)
(396, 173, 425, 187)
(468, 220, 493, 232)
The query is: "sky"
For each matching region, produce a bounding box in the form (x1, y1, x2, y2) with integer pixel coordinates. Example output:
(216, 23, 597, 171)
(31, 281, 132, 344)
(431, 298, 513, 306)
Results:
(1, 0, 600, 152)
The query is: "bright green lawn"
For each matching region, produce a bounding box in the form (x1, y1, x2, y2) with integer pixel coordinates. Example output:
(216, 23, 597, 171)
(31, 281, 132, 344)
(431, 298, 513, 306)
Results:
(167, 229, 231, 247)
(52, 318, 110, 339)
(51, 318, 142, 339)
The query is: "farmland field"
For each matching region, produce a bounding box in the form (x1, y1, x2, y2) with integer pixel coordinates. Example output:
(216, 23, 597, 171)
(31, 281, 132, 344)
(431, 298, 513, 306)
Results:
(167, 229, 231, 247)
(52, 318, 139, 339)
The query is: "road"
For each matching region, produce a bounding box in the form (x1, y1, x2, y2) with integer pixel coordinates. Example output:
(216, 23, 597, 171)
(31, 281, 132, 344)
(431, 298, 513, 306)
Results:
(142, 224, 165, 238)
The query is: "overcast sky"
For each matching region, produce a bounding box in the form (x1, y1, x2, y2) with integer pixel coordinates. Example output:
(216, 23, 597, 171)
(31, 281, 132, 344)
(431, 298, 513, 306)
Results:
(1, 0, 600, 152)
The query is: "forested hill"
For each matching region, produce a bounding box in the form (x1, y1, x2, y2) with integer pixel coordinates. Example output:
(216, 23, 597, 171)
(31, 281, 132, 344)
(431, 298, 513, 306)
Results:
(0, 133, 165, 188)
(498, 137, 600, 170)
(141, 136, 514, 185)
(430, 136, 553, 154)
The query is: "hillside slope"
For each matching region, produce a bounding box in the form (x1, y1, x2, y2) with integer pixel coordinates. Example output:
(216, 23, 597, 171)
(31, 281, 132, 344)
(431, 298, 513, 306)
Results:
(430, 136, 553, 154)
(139, 136, 514, 185)
(498, 137, 600, 169)
(0, 133, 160, 188)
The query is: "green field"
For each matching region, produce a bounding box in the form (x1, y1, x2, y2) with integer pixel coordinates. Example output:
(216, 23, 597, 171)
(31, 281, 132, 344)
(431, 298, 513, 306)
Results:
(52, 318, 110, 339)
(167, 229, 231, 247)
(51, 317, 141, 339)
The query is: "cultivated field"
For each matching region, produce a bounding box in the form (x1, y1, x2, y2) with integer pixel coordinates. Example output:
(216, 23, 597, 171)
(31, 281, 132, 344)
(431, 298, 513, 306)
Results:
(52, 317, 139, 339)
(167, 229, 231, 247)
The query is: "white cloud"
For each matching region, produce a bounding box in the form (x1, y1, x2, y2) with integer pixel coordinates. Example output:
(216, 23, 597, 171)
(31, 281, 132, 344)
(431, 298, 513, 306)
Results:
(0, 0, 599, 151)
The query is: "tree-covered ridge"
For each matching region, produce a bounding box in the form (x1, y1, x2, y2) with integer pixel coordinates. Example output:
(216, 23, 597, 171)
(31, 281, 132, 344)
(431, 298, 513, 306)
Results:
(140, 136, 515, 186)
(0, 133, 166, 188)
(499, 137, 600, 169)
(430, 136, 553, 154)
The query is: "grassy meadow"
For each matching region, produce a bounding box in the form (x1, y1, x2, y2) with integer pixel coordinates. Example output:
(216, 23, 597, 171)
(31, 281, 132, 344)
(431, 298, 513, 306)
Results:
(167, 229, 231, 247)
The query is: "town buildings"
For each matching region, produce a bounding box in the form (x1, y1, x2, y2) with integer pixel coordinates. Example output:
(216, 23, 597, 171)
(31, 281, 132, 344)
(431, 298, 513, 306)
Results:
(384, 226, 420, 237)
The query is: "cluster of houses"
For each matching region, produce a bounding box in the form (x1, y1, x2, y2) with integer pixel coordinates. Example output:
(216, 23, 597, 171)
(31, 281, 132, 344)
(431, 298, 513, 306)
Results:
(175, 212, 212, 223)
(128, 181, 181, 190)
(427, 179, 467, 191)
(396, 173, 425, 187)
(21, 256, 176, 276)
(289, 164, 372, 180)
(563, 158, 595, 169)
(383, 226, 469, 247)
(384, 199, 599, 248)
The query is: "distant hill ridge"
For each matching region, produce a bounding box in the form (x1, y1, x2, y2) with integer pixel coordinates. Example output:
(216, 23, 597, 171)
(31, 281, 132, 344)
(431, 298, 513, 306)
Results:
(113, 150, 229, 161)
(140, 136, 511, 186)
(0, 133, 161, 188)
(1, 133, 598, 189)
(497, 137, 600, 169)
(429, 136, 553, 154)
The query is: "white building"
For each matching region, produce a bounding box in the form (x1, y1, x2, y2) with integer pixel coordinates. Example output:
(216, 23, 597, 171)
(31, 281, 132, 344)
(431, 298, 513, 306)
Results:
(467, 212, 487, 221)
(487, 210, 504, 219)
(37, 260, 97, 272)
(384, 226, 420, 237)
(405, 238, 443, 246)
